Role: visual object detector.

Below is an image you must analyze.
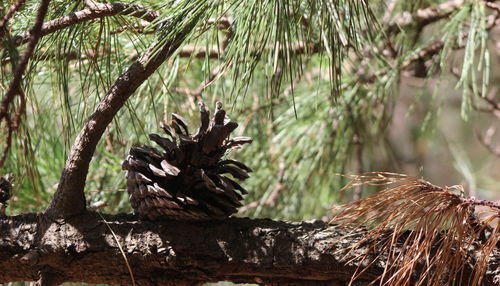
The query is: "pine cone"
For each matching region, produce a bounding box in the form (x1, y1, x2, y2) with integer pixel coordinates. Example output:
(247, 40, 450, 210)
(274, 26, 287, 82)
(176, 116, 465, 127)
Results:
(122, 102, 252, 221)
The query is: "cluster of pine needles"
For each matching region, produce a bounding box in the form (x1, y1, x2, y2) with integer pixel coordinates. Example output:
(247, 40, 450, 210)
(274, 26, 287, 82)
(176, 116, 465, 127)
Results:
(330, 172, 500, 286)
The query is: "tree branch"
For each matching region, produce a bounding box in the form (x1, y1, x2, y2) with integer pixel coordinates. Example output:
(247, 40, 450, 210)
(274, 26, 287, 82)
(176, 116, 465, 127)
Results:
(0, 0, 51, 168)
(360, 34, 469, 84)
(386, 0, 467, 34)
(45, 14, 199, 219)
(349, 0, 499, 84)
(477, 127, 500, 157)
(13, 1, 160, 46)
(0, 0, 26, 35)
(385, 0, 499, 35)
(0, 213, 497, 285)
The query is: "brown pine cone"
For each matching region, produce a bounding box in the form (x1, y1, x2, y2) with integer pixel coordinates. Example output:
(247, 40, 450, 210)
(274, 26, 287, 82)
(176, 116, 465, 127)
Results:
(122, 102, 252, 221)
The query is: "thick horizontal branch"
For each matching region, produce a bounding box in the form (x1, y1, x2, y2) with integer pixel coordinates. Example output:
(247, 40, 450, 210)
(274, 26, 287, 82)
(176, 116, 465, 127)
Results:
(0, 213, 497, 285)
(13, 1, 159, 46)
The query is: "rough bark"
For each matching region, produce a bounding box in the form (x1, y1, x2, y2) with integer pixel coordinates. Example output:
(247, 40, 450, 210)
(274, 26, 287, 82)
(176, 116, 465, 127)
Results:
(0, 213, 498, 285)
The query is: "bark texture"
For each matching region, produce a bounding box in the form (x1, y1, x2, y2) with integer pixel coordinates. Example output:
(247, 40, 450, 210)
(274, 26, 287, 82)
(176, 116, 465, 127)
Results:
(0, 213, 498, 285)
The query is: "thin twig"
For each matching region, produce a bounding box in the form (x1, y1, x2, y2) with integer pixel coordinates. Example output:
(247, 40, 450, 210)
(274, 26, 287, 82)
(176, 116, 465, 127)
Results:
(332, 172, 499, 286)
(485, 2, 500, 14)
(263, 159, 286, 206)
(0, 115, 13, 168)
(110, 23, 155, 35)
(477, 89, 500, 120)
(347, 0, 485, 78)
(354, 0, 499, 85)
(0, 0, 51, 168)
(172, 63, 225, 100)
(476, 127, 500, 157)
(352, 135, 364, 201)
(0, 0, 26, 34)
(450, 68, 500, 117)
(1, 0, 51, 107)
(26, 41, 316, 65)
(449, 66, 500, 157)
(12, 1, 160, 47)
(172, 19, 234, 98)
(238, 159, 286, 214)
(361, 32, 471, 84)
(386, 0, 467, 34)
(96, 212, 136, 286)
(465, 196, 500, 210)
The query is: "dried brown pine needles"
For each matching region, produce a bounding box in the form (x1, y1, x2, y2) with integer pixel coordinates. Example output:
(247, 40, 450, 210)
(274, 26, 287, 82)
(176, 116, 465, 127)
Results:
(330, 172, 500, 286)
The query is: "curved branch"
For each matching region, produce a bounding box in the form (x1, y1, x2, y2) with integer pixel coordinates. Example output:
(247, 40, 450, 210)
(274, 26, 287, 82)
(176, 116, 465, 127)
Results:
(13, 1, 159, 46)
(45, 14, 199, 219)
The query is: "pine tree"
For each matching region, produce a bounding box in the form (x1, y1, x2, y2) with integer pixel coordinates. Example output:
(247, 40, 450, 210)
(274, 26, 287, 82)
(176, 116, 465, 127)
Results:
(0, 0, 498, 285)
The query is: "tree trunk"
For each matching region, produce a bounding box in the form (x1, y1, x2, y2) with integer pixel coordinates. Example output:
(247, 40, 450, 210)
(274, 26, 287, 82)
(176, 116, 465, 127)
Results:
(0, 212, 498, 285)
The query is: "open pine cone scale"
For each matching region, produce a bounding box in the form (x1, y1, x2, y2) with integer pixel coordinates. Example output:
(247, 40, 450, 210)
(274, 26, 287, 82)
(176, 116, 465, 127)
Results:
(123, 102, 252, 221)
